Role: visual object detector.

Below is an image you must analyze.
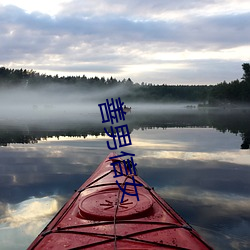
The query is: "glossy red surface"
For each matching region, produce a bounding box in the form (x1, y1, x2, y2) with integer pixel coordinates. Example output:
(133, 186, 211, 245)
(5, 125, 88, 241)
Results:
(28, 152, 213, 249)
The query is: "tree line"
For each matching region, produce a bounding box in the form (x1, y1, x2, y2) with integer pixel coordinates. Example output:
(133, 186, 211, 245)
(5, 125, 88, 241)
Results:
(0, 63, 249, 104)
(208, 63, 250, 105)
(1, 109, 249, 148)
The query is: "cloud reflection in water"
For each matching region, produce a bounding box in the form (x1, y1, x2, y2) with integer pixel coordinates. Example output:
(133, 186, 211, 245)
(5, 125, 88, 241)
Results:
(0, 196, 61, 250)
(0, 126, 250, 249)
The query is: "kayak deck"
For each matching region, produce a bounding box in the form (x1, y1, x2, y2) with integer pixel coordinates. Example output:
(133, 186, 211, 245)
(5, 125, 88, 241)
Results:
(28, 152, 213, 249)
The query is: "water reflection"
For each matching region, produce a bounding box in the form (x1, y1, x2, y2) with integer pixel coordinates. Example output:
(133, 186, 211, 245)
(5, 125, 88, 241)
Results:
(0, 107, 250, 149)
(0, 196, 62, 250)
(0, 108, 250, 249)
(0, 196, 59, 228)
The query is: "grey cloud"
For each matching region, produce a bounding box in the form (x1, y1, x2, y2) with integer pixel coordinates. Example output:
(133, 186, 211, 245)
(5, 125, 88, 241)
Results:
(0, 3, 249, 84)
(184, 13, 250, 49)
(1, 4, 249, 50)
(59, 0, 215, 18)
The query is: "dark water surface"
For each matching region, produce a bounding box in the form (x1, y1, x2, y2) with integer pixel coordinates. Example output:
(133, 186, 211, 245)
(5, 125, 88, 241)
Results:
(0, 105, 250, 249)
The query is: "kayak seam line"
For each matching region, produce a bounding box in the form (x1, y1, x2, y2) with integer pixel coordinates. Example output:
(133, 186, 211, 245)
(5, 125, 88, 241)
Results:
(147, 190, 213, 249)
(78, 170, 113, 192)
(83, 183, 120, 189)
(148, 189, 185, 225)
(56, 220, 182, 230)
(56, 225, 191, 250)
(54, 225, 191, 235)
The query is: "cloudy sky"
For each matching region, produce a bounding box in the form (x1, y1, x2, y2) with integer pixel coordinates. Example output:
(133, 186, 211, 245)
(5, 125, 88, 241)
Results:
(0, 0, 250, 85)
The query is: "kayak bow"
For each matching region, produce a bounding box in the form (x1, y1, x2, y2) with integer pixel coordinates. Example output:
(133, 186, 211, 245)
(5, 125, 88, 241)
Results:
(28, 152, 213, 249)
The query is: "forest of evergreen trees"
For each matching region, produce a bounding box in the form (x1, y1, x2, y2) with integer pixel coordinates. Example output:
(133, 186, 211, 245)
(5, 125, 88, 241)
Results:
(0, 63, 249, 104)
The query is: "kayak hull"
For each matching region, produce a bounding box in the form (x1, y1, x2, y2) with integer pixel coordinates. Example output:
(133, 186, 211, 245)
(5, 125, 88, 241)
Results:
(28, 152, 213, 249)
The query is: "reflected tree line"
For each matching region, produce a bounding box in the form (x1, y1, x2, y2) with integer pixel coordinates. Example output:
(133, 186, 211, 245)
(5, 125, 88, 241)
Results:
(0, 110, 249, 149)
(0, 63, 250, 104)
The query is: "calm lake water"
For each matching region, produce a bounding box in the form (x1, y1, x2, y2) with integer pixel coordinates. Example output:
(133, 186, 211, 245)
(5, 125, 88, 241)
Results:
(0, 104, 250, 249)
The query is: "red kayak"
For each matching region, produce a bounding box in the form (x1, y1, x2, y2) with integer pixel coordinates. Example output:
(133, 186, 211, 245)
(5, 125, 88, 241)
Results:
(28, 152, 213, 249)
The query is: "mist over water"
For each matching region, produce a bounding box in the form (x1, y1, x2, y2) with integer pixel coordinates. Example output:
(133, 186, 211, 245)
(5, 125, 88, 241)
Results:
(1, 84, 250, 149)
(0, 85, 98, 122)
(0, 84, 197, 124)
